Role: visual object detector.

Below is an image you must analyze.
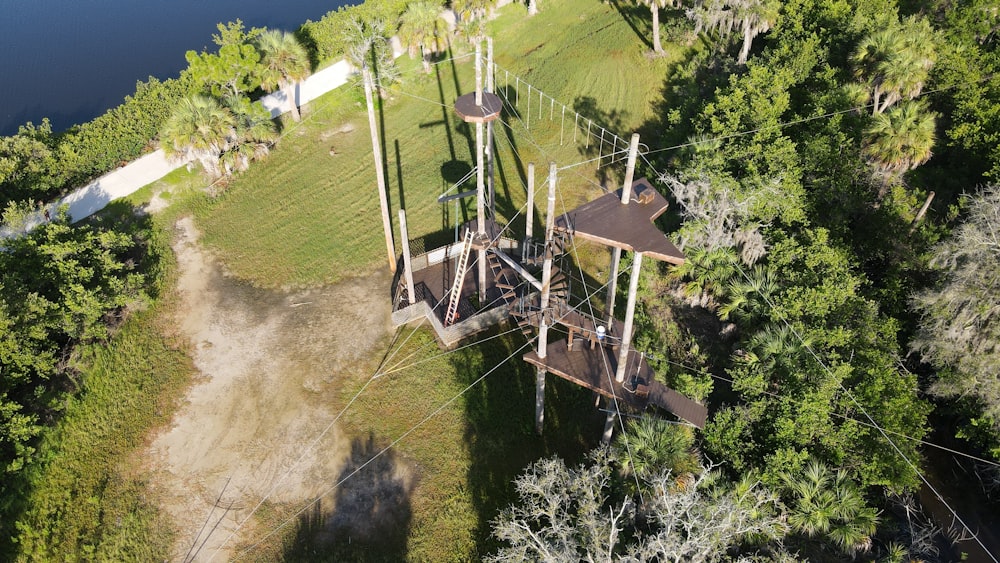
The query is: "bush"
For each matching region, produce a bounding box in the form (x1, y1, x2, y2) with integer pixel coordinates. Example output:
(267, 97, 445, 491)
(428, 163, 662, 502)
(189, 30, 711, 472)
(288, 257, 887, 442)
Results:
(297, 0, 413, 65)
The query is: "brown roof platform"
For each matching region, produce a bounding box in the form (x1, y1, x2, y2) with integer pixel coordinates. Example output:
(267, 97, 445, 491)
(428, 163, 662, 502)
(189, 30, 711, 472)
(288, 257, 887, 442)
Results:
(454, 92, 503, 123)
(523, 339, 708, 428)
(554, 178, 685, 265)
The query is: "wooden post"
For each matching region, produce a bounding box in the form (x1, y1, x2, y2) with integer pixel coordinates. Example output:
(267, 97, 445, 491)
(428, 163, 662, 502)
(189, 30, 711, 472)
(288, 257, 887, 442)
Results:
(526, 162, 535, 241)
(475, 41, 487, 303)
(606, 134, 640, 326)
(363, 66, 396, 272)
(399, 209, 416, 305)
(487, 37, 496, 216)
(621, 133, 640, 204)
(615, 252, 643, 383)
(535, 367, 546, 435)
(602, 398, 617, 444)
(535, 162, 558, 435)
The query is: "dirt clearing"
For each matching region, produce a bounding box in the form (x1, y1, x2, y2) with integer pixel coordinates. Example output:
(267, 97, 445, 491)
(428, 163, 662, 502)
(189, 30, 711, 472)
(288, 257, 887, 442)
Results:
(146, 217, 398, 561)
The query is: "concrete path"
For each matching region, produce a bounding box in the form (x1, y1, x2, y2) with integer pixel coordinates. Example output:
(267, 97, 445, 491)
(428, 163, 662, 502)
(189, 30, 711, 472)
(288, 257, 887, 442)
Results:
(2, 39, 403, 239)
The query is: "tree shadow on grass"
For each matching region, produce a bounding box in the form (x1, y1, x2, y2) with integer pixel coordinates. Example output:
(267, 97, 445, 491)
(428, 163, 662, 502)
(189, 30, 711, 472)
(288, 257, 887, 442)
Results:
(607, 0, 654, 51)
(283, 433, 415, 562)
(451, 328, 605, 556)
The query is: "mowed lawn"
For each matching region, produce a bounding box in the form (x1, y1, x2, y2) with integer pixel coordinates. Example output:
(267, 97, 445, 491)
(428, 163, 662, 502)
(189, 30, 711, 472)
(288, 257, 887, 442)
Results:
(176, 1, 688, 560)
(191, 0, 681, 289)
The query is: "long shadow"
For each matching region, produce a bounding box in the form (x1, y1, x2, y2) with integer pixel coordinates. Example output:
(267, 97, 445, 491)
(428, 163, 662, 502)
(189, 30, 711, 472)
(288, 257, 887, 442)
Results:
(283, 433, 415, 562)
(455, 326, 605, 556)
(394, 139, 406, 212)
(446, 42, 477, 168)
(608, 0, 654, 51)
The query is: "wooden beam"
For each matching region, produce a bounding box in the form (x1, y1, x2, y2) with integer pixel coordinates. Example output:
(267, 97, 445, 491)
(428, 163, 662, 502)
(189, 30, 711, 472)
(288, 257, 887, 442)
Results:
(615, 252, 643, 383)
(399, 209, 416, 304)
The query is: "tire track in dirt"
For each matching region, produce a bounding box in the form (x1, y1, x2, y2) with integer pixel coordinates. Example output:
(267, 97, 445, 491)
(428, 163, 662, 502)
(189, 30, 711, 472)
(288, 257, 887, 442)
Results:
(147, 217, 394, 561)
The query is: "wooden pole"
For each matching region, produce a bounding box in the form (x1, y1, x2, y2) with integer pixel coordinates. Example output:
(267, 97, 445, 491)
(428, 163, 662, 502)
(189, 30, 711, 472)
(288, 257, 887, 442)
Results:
(399, 209, 416, 305)
(487, 37, 496, 216)
(606, 133, 640, 326)
(621, 133, 640, 204)
(526, 163, 535, 241)
(475, 41, 487, 302)
(535, 162, 557, 435)
(364, 66, 396, 272)
(602, 397, 617, 444)
(615, 252, 643, 383)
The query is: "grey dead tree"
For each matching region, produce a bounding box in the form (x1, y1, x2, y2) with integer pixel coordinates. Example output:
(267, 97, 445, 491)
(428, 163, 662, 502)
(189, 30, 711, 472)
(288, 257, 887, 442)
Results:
(911, 185, 1000, 431)
(487, 451, 786, 562)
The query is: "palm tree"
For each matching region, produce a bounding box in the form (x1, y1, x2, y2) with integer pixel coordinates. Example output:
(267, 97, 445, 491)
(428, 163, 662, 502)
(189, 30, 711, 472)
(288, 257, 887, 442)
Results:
(667, 246, 740, 309)
(452, 0, 496, 42)
(852, 17, 936, 115)
(687, 0, 779, 64)
(399, 1, 446, 73)
(718, 264, 776, 325)
(635, 0, 681, 55)
(159, 95, 236, 179)
(613, 416, 700, 480)
(780, 461, 880, 554)
(862, 100, 936, 195)
(219, 96, 278, 176)
(732, 0, 779, 65)
(256, 30, 311, 122)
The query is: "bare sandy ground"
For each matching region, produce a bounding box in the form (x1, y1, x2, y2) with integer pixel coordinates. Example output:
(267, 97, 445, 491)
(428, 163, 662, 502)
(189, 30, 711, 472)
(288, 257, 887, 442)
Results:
(146, 217, 396, 562)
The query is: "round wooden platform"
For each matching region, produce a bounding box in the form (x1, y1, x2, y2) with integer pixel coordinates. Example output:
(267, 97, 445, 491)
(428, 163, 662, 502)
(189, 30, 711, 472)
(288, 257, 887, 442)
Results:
(454, 92, 503, 123)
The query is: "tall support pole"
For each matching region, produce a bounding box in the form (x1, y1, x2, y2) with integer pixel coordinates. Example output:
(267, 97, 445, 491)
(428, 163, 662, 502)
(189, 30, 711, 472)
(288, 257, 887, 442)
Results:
(602, 397, 617, 444)
(487, 37, 496, 216)
(606, 133, 640, 326)
(399, 209, 416, 305)
(535, 162, 558, 435)
(475, 41, 487, 303)
(615, 252, 643, 383)
(526, 163, 535, 240)
(621, 133, 641, 204)
(364, 66, 396, 272)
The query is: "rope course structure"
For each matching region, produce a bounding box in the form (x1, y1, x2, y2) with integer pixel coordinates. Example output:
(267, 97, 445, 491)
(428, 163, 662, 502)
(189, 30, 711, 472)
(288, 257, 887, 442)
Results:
(204, 36, 1000, 561)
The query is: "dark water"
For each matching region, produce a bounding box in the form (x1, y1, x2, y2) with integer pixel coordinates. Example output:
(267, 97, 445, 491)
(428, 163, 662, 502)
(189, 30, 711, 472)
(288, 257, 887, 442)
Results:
(0, 0, 354, 136)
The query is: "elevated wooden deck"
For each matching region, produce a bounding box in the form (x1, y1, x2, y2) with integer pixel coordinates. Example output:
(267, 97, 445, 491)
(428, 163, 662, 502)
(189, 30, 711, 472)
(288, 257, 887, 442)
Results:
(523, 339, 708, 428)
(554, 178, 685, 265)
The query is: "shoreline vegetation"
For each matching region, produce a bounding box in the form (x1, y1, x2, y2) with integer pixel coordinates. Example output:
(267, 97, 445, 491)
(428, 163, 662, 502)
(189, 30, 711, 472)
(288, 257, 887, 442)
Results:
(2, 0, 1000, 560)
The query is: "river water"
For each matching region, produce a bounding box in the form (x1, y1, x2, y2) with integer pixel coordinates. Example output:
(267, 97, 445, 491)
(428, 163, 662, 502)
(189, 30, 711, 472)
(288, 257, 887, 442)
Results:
(0, 0, 354, 136)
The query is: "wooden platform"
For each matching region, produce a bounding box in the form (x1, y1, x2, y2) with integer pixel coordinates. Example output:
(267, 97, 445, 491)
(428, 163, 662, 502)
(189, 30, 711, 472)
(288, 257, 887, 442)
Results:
(554, 178, 685, 264)
(454, 92, 503, 123)
(523, 339, 708, 428)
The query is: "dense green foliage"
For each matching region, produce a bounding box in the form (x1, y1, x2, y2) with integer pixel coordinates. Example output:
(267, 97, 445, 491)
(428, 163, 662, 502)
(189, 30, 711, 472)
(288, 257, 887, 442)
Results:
(0, 210, 161, 479)
(0, 76, 193, 209)
(297, 0, 413, 64)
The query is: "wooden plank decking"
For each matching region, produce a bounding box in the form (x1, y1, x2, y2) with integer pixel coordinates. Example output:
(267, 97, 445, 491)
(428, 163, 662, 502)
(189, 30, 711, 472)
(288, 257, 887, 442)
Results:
(523, 339, 707, 428)
(554, 178, 685, 265)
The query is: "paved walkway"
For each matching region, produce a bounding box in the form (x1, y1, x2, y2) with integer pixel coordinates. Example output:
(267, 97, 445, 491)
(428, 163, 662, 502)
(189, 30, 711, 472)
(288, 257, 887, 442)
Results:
(2, 42, 399, 239)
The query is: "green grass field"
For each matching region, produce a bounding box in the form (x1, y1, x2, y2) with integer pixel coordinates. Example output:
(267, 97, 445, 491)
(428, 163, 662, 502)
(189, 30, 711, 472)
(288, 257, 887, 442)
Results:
(15, 2, 690, 561)
(189, 0, 681, 289)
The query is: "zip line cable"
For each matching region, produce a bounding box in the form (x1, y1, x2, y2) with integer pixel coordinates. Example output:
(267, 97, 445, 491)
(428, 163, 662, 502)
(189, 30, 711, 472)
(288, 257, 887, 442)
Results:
(727, 260, 1000, 563)
(557, 184, 645, 497)
(207, 195, 534, 560)
(642, 350, 1000, 470)
(230, 273, 626, 561)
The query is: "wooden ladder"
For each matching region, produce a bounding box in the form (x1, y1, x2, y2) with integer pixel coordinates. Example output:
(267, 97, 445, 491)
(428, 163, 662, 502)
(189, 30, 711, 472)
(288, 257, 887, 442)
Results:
(444, 229, 474, 326)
